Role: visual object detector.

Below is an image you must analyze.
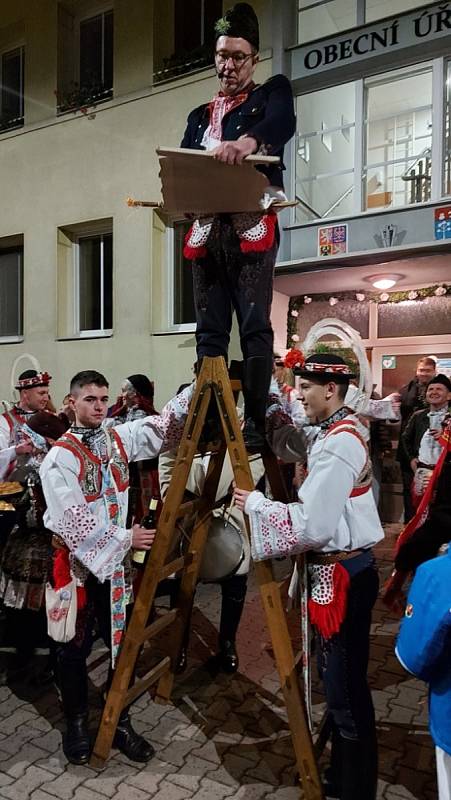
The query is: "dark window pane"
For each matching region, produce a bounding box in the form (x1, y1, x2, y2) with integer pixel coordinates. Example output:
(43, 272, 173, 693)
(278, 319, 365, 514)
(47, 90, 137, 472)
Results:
(0, 250, 23, 337)
(79, 237, 101, 331)
(103, 11, 114, 90)
(203, 0, 222, 47)
(1, 48, 24, 126)
(378, 296, 451, 338)
(173, 221, 195, 325)
(175, 0, 202, 52)
(80, 15, 103, 89)
(103, 233, 113, 329)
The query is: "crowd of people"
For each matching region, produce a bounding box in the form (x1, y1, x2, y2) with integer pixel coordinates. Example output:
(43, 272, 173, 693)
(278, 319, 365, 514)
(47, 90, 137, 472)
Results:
(0, 352, 448, 798)
(0, 1, 450, 798)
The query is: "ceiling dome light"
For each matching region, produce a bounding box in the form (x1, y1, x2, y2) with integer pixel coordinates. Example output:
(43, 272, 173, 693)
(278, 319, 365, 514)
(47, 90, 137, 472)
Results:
(365, 273, 404, 290)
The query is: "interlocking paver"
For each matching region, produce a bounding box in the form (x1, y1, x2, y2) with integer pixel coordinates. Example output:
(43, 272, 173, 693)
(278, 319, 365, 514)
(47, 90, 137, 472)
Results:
(0, 523, 438, 799)
(0, 765, 55, 800)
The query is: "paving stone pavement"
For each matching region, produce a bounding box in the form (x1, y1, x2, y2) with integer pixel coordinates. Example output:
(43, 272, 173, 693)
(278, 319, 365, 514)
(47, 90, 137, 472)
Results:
(0, 524, 437, 799)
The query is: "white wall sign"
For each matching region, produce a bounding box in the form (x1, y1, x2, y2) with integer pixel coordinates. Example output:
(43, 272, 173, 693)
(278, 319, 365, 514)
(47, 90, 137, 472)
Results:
(293, 2, 451, 80)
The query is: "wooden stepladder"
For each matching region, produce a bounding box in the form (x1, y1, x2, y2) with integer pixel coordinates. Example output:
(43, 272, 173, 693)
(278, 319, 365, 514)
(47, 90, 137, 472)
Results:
(91, 356, 323, 800)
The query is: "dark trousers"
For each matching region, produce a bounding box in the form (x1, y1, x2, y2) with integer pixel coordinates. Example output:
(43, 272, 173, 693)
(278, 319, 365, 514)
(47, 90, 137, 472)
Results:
(191, 217, 277, 362)
(401, 467, 415, 523)
(163, 572, 248, 650)
(55, 578, 114, 718)
(316, 563, 379, 799)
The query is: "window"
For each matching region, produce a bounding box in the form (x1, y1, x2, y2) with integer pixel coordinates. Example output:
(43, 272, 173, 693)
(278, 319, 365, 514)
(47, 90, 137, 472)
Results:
(444, 60, 451, 196)
(77, 233, 113, 334)
(57, 8, 113, 113)
(172, 221, 195, 327)
(298, 0, 357, 45)
(79, 11, 113, 103)
(0, 248, 23, 340)
(365, 0, 423, 23)
(154, 0, 221, 84)
(364, 65, 433, 210)
(295, 82, 356, 223)
(0, 47, 24, 132)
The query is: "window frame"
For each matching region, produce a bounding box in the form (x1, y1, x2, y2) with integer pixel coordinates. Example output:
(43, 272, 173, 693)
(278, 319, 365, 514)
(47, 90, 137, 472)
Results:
(166, 221, 196, 334)
(73, 230, 113, 338)
(78, 6, 114, 95)
(292, 56, 447, 226)
(0, 44, 25, 134)
(0, 246, 24, 344)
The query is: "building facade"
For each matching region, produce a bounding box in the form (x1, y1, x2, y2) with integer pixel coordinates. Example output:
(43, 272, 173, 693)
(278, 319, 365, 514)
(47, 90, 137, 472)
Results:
(0, 0, 450, 411)
(0, 0, 272, 407)
(278, 0, 451, 398)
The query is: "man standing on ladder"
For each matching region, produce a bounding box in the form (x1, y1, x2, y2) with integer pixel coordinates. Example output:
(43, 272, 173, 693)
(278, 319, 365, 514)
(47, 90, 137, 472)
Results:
(234, 352, 383, 800)
(181, 2, 295, 451)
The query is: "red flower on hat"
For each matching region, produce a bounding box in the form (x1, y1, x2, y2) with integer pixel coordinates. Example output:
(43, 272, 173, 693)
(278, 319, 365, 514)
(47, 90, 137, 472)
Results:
(284, 348, 305, 370)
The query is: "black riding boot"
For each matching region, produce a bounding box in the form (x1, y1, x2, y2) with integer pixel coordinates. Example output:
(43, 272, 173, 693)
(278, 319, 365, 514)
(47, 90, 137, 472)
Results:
(322, 722, 342, 798)
(218, 574, 247, 673)
(113, 708, 155, 763)
(340, 734, 378, 800)
(242, 356, 273, 452)
(57, 654, 90, 765)
(103, 664, 155, 763)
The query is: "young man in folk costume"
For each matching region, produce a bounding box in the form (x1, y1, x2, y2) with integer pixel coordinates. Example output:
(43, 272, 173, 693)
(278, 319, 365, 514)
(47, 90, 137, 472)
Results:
(234, 353, 383, 800)
(0, 370, 52, 480)
(107, 373, 161, 525)
(40, 370, 194, 765)
(181, 2, 296, 451)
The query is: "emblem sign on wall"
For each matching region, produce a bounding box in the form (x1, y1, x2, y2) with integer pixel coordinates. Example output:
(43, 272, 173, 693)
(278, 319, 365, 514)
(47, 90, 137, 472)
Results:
(434, 206, 451, 239)
(318, 224, 348, 257)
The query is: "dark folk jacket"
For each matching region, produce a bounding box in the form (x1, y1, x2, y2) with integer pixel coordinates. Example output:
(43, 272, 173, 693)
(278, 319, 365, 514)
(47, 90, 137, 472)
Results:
(181, 74, 296, 190)
(401, 408, 430, 464)
(396, 379, 429, 467)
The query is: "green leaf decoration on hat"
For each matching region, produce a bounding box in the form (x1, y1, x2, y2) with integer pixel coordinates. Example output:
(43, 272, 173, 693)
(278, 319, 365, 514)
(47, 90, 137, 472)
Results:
(215, 16, 232, 35)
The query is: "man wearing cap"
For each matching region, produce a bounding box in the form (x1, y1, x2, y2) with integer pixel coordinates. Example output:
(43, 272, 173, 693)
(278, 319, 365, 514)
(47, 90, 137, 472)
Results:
(0, 370, 52, 480)
(234, 353, 383, 800)
(401, 374, 451, 507)
(181, 2, 296, 450)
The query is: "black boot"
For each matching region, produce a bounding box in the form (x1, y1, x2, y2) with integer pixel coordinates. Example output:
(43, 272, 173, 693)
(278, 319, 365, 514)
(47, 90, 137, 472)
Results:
(113, 710, 155, 762)
(218, 640, 239, 673)
(57, 646, 90, 764)
(63, 714, 90, 765)
(242, 356, 273, 452)
(322, 720, 342, 798)
(218, 574, 247, 673)
(340, 734, 377, 800)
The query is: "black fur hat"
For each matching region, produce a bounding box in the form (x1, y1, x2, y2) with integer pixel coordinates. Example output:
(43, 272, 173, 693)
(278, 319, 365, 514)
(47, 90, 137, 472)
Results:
(214, 3, 259, 51)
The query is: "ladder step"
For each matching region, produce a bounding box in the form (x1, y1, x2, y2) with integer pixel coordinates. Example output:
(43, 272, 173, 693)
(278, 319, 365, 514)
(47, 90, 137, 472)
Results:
(138, 608, 179, 645)
(159, 552, 196, 581)
(125, 656, 171, 706)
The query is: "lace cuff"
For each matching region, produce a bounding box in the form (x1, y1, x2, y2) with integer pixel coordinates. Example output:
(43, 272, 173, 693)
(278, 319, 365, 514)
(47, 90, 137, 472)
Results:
(248, 497, 304, 561)
(57, 504, 132, 582)
(156, 383, 195, 452)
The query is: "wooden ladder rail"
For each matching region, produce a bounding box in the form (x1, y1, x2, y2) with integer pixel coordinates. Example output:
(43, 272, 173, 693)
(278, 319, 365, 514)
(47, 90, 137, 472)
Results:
(91, 356, 324, 799)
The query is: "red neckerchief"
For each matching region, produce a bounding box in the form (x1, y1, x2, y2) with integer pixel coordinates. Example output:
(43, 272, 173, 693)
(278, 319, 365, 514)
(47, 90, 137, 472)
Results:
(207, 82, 255, 141)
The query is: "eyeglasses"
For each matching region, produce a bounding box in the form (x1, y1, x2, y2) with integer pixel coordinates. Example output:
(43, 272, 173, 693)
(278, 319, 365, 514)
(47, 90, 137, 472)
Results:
(214, 51, 254, 67)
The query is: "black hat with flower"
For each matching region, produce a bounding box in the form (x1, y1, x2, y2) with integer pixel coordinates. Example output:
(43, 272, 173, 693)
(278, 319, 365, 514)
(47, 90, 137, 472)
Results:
(214, 3, 259, 51)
